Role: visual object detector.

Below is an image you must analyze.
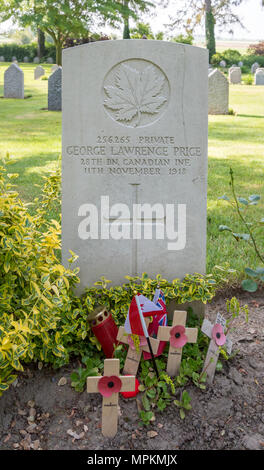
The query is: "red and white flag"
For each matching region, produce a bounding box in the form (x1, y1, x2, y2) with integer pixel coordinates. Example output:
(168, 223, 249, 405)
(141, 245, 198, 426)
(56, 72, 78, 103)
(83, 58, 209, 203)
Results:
(124, 293, 163, 336)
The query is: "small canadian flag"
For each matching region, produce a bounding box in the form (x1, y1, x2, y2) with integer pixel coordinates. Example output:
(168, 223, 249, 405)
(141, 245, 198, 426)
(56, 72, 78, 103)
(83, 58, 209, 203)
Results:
(124, 293, 163, 336)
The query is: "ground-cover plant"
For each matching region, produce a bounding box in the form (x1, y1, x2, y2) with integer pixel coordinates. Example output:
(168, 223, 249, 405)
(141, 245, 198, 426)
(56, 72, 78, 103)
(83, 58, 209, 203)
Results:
(82, 268, 234, 327)
(0, 155, 87, 394)
(219, 168, 264, 292)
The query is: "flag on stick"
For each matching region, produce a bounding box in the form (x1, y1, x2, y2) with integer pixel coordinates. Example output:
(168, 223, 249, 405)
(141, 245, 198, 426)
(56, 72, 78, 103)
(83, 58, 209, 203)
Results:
(124, 293, 163, 336)
(124, 293, 161, 379)
(143, 288, 168, 360)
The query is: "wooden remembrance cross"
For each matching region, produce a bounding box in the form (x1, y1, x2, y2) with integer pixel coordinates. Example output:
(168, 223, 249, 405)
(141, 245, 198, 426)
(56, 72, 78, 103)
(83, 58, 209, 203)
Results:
(117, 318, 160, 375)
(157, 310, 198, 376)
(87, 358, 135, 438)
(201, 313, 232, 384)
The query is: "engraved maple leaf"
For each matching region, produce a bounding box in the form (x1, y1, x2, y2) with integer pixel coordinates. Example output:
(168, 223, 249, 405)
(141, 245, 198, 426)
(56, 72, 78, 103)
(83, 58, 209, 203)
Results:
(104, 64, 167, 127)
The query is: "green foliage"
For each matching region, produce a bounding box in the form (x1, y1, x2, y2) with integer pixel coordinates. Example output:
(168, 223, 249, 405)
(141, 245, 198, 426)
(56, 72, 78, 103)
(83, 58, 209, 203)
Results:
(0, 154, 94, 395)
(82, 267, 232, 326)
(218, 168, 264, 292)
(130, 22, 163, 40)
(205, 6, 216, 62)
(70, 355, 104, 392)
(174, 390, 192, 420)
(211, 48, 242, 66)
(171, 34, 193, 45)
(211, 49, 264, 70)
(0, 43, 55, 62)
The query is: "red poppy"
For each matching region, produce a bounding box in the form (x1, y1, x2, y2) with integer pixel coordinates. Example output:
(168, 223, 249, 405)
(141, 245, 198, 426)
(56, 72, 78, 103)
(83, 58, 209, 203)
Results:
(98, 375, 122, 397)
(212, 324, 226, 346)
(121, 377, 140, 399)
(169, 325, 188, 348)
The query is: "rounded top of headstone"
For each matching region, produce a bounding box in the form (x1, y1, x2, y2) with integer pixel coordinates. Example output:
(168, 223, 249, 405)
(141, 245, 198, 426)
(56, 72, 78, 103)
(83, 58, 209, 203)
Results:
(219, 60, 226, 67)
(46, 57, 54, 64)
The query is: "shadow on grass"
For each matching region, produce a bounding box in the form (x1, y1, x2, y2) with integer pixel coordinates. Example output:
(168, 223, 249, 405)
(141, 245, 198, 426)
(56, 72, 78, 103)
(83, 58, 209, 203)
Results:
(237, 114, 264, 119)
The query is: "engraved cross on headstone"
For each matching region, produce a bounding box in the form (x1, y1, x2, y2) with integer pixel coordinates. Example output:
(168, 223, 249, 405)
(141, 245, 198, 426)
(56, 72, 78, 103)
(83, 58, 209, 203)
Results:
(117, 318, 159, 375)
(87, 358, 135, 438)
(201, 313, 233, 384)
(103, 183, 166, 275)
(157, 310, 198, 376)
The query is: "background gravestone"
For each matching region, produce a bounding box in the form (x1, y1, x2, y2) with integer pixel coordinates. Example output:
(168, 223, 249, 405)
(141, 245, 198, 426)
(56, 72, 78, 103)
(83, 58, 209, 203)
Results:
(208, 68, 229, 115)
(62, 40, 208, 291)
(0, 56, 5, 62)
(12, 56, 17, 62)
(48, 66, 62, 111)
(47, 57, 54, 64)
(4, 63, 24, 99)
(229, 67, 241, 84)
(34, 65, 45, 80)
(219, 60, 226, 68)
(255, 68, 264, 85)
(51, 64, 59, 73)
(23, 56, 29, 63)
(33, 57, 40, 64)
(251, 62, 259, 74)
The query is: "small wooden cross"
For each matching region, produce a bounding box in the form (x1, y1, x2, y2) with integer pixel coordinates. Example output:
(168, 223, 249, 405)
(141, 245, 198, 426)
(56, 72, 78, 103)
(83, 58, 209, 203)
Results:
(87, 358, 135, 438)
(117, 319, 159, 375)
(201, 313, 233, 384)
(157, 310, 198, 377)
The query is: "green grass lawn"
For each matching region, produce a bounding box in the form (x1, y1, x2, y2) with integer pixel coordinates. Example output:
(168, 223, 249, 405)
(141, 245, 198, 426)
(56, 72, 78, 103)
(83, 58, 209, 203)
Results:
(0, 62, 263, 281)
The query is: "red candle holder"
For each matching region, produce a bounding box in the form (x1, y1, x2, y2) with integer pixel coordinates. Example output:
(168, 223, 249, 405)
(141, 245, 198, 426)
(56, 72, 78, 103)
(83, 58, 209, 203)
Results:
(88, 306, 118, 358)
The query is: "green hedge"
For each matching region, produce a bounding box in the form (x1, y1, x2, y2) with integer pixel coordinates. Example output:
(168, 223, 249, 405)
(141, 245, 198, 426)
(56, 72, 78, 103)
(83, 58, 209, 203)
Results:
(211, 49, 264, 70)
(0, 43, 56, 62)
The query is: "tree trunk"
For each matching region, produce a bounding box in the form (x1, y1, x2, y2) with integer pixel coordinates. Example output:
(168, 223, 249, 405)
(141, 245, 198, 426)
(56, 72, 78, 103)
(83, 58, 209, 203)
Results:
(37, 28, 46, 59)
(56, 42, 62, 66)
(123, 1, 130, 39)
(205, 0, 216, 63)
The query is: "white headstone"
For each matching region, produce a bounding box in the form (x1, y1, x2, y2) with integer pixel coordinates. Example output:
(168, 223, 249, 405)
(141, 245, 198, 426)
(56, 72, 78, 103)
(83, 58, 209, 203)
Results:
(208, 68, 229, 115)
(0, 56, 5, 62)
(4, 63, 24, 99)
(33, 57, 40, 64)
(48, 66, 62, 111)
(47, 57, 54, 64)
(23, 56, 29, 63)
(251, 62, 259, 74)
(238, 61, 243, 67)
(51, 64, 59, 73)
(34, 65, 45, 80)
(62, 40, 208, 290)
(219, 60, 226, 68)
(255, 68, 264, 85)
(229, 67, 241, 84)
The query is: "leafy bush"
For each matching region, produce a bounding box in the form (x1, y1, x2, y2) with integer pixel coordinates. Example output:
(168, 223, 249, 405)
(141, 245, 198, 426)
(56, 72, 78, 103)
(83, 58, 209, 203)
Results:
(0, 43, 56, 62)
(171, 34, 193, 45)
(248, 41, 264, 56)
(82, 267, 233, 327)
(211, 49, 242, 66)
(0, 155, 91, 394)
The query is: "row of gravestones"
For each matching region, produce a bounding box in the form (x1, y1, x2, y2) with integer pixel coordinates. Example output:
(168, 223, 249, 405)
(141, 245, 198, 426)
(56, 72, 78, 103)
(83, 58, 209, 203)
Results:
(0, 56, 54, 64)
(219, 60, 244, 68)
(210, 65, 264, 85)
(2, 63, 62, 110)
(208, 66, 264, 114)
(219, 60, 262, 75)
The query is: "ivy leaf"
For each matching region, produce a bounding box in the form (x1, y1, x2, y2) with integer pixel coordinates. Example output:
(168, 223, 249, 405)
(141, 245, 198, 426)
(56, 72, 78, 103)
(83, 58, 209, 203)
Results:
(104, 64, 167, 126)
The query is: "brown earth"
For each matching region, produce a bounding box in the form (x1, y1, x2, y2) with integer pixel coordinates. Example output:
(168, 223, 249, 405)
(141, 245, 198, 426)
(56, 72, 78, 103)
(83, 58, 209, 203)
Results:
(0, 290, 263, 451)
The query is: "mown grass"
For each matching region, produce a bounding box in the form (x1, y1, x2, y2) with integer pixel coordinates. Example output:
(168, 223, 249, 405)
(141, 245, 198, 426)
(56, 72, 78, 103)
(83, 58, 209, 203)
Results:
(0, 62, 263, 280)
